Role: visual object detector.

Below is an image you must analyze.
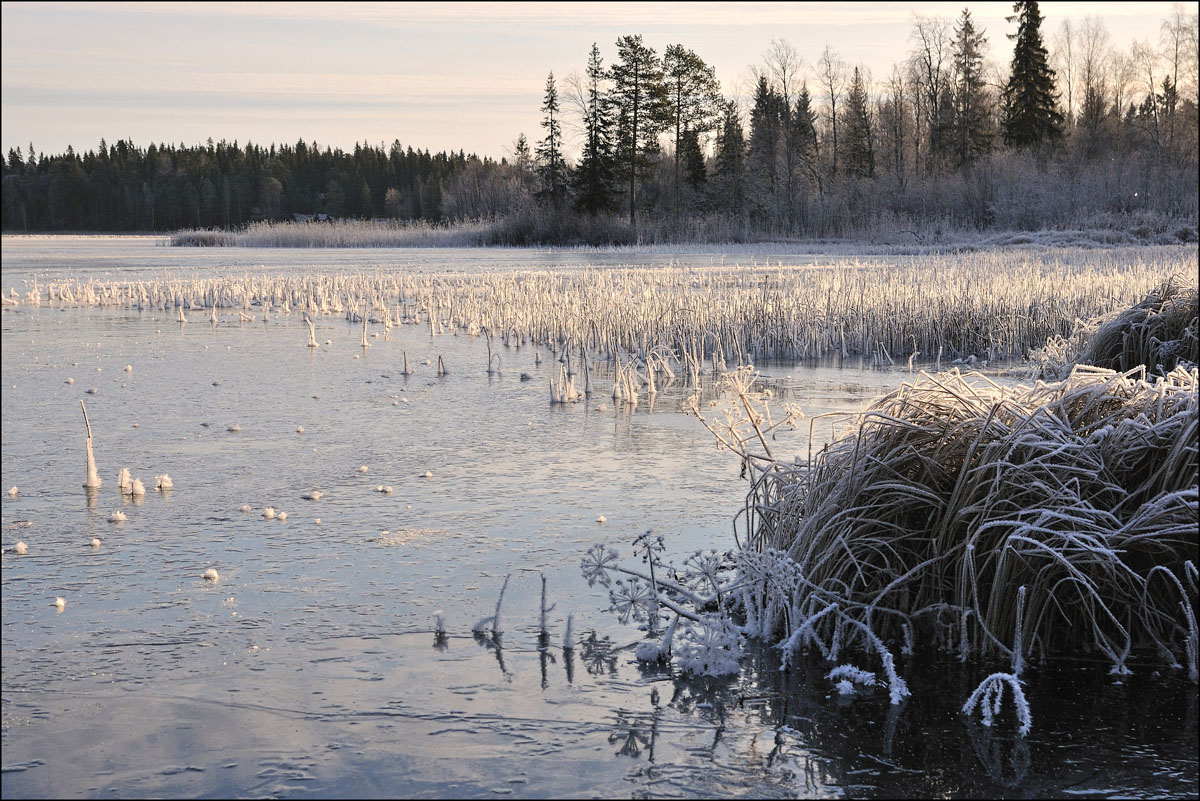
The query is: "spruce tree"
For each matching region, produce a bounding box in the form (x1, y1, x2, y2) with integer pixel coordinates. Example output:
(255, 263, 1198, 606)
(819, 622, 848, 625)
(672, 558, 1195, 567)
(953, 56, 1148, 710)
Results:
(791, 84, 822, 196)
(535, 72, 568, 209)
(572, 44, 618, 215)
(841, 67, 875, 179)
(952, 9, 993, 166)
(1002, 1, 1064, 147)
(711, 99, 747, 218)
(747, 75, 786, 225)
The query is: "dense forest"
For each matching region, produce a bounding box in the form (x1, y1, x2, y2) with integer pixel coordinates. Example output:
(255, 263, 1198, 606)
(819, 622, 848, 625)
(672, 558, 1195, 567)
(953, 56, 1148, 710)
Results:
(3, 1, 1197, 243)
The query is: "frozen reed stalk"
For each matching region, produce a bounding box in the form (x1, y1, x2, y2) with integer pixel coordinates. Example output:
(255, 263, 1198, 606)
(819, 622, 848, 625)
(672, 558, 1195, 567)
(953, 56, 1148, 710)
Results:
(1012, 586, 1026, 677)
(563, 613, 576, 651)
(433, 610, 446, 635)
(177, 306, 185, 324)
(155, 474, 173, 491)
(305, 316, 318, 348)
(484, 328, 500, 375)
(80, 401, 101, 489)
(360, 316, 369, 348)
(492, 574, 510, 635)
(539, 574, 557, 638)
(473, 574, 510, 636)
(827, 664, 877, 687)
(118, 467, 132, 492)
(962, 672, 1032, 736)
(437, 355, 447, 376)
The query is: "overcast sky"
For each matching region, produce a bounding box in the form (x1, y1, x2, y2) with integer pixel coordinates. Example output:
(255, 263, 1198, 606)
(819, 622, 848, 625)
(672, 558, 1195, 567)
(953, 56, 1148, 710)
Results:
(1, 1, 1179, 161)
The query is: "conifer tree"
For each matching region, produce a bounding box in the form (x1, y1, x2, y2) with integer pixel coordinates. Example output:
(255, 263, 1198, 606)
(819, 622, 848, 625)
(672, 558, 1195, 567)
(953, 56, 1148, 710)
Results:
(609, 34, 669, 236)
(711, 99, 747, 217)
(747, 75, 782, 216)
(663, 44, 722, 218)
(791, 84, 823, 197)
(680, 129, 706, 191)
(1002, 1, 1064, 147)
(841, 67, 876, 178)
(572, 44, 618, 215)
(535, 72, 568, 209)
(952, 8, 993, 166)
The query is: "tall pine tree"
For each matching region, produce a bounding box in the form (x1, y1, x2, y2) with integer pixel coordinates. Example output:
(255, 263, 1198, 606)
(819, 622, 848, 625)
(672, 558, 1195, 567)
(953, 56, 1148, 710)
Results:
(662, 44, 722, 220)
(609, 35, 668, 236)
(1002, 1, 1063, 147)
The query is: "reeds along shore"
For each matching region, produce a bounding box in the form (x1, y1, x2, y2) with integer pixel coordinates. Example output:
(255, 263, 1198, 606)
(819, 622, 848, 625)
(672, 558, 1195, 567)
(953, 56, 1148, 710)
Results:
(1030, 278, 1199, 379)
(731, 364, 1199, 682)
(7, 248, 1196, 369)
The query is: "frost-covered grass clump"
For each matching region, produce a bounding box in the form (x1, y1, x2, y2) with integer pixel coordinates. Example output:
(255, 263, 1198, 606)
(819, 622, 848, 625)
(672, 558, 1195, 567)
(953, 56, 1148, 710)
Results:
(729, 365, 1197, 679)
(1030, 276, 1198, 379)
(588, 362, 1198, 733)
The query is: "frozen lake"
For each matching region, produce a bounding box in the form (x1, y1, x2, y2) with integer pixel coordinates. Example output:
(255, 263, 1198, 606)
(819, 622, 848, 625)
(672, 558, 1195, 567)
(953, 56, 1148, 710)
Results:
(2, 237, 1196, 798)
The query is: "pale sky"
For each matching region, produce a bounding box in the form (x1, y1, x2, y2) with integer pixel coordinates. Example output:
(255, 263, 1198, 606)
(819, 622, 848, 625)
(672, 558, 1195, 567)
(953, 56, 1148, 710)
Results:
(0, 1, 1179, 162)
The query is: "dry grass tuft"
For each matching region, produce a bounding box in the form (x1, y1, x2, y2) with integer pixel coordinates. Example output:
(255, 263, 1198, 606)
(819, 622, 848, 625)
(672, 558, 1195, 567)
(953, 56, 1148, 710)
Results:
(1030, 276, 1198, 379)
(733, 366, 1198, 679)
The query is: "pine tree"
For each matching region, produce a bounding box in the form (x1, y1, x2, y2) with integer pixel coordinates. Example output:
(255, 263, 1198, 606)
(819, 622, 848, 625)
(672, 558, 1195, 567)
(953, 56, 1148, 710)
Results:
(1002, 1, 1064, 147)
(573, 43, 618, 216)
(535, 72, 568, 209)
(609, 34, 669, 236)
(662, 44, 722, 219)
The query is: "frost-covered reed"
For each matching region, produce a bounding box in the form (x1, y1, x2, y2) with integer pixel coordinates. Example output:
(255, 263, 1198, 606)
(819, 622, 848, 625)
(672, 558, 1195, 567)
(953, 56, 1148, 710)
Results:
(1030, 276, 1198, 379)
(80, 401, 101, 489)
(170, 219, 494, 249)
(725, 364, 1198, 685)
(16, 248, 1194, 371)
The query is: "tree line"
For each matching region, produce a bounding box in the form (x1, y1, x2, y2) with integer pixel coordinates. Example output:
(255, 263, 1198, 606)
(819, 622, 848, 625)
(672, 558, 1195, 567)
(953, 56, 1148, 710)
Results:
(3, 1, 1197, 242)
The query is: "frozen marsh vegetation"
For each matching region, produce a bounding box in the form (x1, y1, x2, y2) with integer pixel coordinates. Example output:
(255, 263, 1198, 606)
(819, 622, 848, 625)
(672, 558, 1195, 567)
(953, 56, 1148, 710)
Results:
(583, 281, 1197, 734)
(1, 238, 1195, 796)
(8, 247, 1194, 374)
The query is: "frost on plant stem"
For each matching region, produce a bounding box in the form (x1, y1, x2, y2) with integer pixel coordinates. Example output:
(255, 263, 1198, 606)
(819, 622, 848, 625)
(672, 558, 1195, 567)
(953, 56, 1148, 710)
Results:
(635, 614, 680, 664)
(962, 672, 1033, 737)
(674, 614, 744, 678)
(827, 664, 877, 687)
(563, 613, 576, 651)
(472, 574, 511, 637)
